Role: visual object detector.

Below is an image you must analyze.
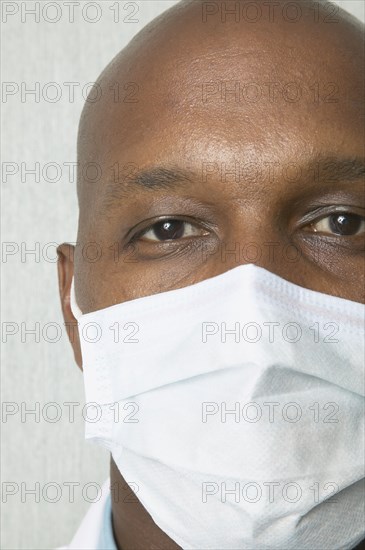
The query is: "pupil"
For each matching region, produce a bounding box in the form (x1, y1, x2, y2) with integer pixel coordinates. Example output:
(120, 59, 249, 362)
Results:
(329, 214, 361, 236)
(154, 220, 185, 240)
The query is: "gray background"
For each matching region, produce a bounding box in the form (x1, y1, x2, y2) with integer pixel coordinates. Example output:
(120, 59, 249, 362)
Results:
(1, 1, 364, 548)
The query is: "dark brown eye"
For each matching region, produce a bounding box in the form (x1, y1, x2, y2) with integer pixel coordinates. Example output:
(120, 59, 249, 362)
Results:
(312, 213, 365, 236)
(151, 220, 185, 240)
(140, 219, 207, 242)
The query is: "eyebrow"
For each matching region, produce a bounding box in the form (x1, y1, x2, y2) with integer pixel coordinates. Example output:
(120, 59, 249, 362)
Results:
(100, 155, 365, 211)
(101, 166, 195, 212)
(306, 156, 365, 184)
(129, 166, 194, 189)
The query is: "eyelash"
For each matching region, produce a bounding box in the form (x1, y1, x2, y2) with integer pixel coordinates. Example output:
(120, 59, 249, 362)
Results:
(138, 219, 208, 242)
(131, 210, 365, 243)
(310, 213, 365, 236)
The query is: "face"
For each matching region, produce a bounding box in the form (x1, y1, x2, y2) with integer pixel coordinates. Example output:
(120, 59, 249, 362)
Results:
(56, 3, 364, 547)
(58, 0, 364, 357)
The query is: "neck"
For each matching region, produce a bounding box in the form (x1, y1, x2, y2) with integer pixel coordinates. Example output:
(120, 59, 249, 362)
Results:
(110, 456, 181, 550)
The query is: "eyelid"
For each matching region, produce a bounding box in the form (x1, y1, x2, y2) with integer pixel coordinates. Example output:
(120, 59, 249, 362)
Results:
(299, 205, 365, 228)
(142, 220, 208, 242)
(300, 208, 365, 238)
(312, 216, 364, 232)
(127, 215, 212, 243)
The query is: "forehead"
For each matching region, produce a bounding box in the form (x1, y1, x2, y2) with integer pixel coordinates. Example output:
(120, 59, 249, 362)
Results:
(77, 2, 364, 212)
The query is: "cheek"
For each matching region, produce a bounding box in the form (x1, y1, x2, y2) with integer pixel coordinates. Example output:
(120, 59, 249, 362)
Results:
(325, 260, 365, 303)
(75, 228, 365, 311)
(73, 238, 217, 311)
(295, 236, 365, 302)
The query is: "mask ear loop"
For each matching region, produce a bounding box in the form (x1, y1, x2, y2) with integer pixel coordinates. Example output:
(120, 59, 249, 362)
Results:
(70, 277, 83, 320)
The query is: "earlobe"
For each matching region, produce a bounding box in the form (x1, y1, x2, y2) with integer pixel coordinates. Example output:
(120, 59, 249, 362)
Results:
(57, 243, 83, 370)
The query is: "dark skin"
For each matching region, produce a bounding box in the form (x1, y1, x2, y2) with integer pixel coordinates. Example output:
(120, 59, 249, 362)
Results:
(57, 0, 365, 548)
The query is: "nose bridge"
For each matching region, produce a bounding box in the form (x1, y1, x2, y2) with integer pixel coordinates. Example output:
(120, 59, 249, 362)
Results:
(217, 200, 295, 276)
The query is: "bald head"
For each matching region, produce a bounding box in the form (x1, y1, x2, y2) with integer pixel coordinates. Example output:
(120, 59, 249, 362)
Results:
(77, 0, 363, 209)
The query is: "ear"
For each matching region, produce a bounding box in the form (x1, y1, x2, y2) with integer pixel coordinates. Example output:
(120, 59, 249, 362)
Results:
(57, 243, 83, 370)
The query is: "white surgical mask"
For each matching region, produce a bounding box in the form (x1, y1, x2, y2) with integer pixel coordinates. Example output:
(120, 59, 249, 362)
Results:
(71, 264, 365, 550)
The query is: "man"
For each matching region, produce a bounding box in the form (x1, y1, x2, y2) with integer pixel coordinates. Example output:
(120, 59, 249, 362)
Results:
(57, 0, 365, 548)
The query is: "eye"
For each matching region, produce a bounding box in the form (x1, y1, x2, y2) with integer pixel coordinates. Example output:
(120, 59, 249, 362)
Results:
(139, 219, 208, 242)
(310, 212, 365, 236)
